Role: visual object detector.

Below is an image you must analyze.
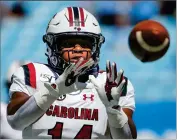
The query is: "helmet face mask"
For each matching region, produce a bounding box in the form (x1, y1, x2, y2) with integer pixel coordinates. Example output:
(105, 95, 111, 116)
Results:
(43, 7, 105, 74)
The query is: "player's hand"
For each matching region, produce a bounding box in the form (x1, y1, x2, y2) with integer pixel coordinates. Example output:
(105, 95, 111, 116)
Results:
(89, 60, 126, 112)
(44, 57, 94, 98)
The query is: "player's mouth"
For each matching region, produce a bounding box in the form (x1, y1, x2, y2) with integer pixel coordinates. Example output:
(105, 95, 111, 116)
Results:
(70, 56, 84, 62)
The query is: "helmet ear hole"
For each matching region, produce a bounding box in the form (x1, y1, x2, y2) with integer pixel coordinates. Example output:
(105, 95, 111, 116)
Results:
(43, 34, 55, 47)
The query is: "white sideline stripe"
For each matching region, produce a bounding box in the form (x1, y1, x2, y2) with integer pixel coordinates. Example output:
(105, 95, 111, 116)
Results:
(136, 31, 169, 52)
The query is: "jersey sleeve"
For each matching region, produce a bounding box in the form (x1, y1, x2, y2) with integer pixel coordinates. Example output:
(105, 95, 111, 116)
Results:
(9, 66, 31, 98)
(118, 78, 135, 111)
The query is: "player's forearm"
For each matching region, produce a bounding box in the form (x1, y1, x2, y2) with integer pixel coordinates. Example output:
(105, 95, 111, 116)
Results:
(105, 118, 135, 139)
(109, 122, 132, 139)
(7, 95, 30, 115)
(127, 116, 137, 139)
(107, 107, 135, 139)
(109, 117, 137, 139)
(7, 87, 59, 130)
(7, 96, 45, 130)
(123, 108, 137, 138)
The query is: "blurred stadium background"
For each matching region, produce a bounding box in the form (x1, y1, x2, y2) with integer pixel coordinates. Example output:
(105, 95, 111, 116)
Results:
(0, 1, 176, 139)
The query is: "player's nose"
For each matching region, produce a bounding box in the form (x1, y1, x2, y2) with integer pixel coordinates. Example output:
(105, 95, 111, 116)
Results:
(74, 44, 82, 50)
(72, 44, 83, 53)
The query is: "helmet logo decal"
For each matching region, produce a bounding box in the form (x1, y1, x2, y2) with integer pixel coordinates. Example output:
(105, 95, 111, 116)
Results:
(93, 23, 98, 26)
(52, 22, 60, 26)
(67, 7, 85, 27)
(50, 56, 58, 66)
(74, 27, 81, 31)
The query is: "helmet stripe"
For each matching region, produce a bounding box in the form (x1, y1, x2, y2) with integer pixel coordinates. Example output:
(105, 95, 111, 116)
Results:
(73, 7, 80, 27)
(67, 7, 74, 26)
(79, 7, 85, 27)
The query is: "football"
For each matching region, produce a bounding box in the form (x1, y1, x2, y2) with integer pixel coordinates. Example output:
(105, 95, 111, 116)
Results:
(128, 20, 170, 62)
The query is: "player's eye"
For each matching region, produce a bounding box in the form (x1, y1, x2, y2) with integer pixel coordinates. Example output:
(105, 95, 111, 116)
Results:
(80, 43, 93, 49)
(60, 42, 75, 48)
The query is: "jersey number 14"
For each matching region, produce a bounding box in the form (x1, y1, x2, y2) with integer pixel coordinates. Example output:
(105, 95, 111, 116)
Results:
(48, 122, 93, 139)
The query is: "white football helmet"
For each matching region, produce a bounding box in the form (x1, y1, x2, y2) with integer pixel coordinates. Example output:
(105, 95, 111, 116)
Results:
(43, 7, 105, 74)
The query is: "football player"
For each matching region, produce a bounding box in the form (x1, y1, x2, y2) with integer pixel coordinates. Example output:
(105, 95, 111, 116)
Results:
(7, 7, 137, 139)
